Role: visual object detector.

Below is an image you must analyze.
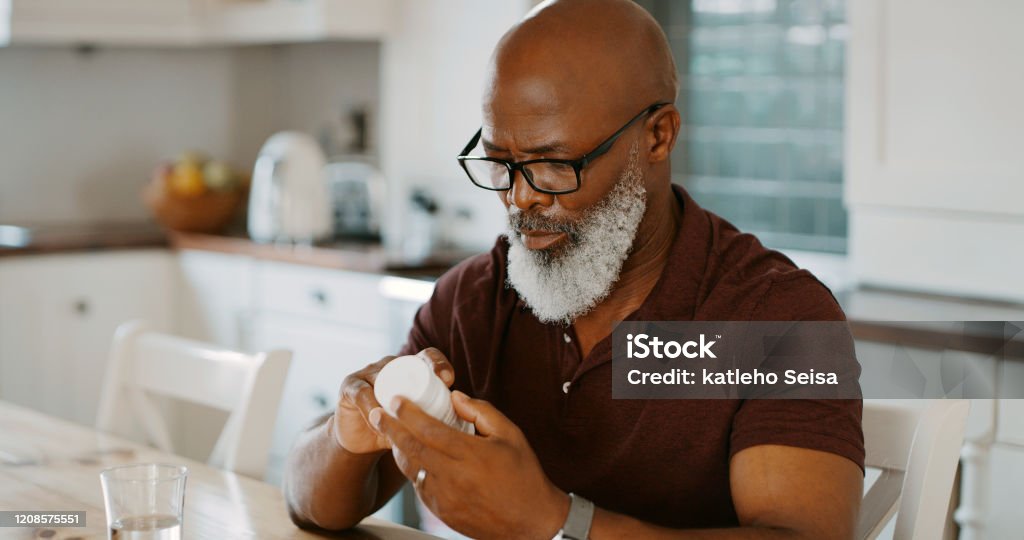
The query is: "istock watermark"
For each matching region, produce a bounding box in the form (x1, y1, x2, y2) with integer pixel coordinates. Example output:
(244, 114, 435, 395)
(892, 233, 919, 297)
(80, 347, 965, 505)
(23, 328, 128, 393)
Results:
(611, 321, 1024, 400)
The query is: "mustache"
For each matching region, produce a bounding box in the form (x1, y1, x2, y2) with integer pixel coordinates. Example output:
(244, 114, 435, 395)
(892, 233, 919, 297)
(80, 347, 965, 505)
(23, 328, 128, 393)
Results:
(507, 208, 579, 235)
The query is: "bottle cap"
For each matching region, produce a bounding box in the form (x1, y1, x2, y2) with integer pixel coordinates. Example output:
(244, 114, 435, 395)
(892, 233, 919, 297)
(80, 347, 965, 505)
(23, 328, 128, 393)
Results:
(374, 355, 434, 415)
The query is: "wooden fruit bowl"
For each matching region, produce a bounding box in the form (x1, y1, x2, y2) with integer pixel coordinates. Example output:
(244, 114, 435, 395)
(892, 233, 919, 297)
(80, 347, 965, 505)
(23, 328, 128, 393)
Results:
(142, 179, 244, 234)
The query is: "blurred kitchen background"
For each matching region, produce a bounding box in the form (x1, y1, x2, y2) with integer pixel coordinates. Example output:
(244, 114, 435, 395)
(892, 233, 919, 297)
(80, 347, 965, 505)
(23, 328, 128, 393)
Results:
(1, 0, 1022, 538)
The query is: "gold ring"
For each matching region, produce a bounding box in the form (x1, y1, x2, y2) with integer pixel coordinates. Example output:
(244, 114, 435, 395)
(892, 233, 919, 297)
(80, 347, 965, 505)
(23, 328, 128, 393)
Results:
(414, 468, 427, 490)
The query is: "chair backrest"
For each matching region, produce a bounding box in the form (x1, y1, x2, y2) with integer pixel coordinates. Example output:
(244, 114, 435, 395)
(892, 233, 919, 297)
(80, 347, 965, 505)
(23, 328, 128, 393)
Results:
(858, 399, 970, 540)
(96, 320, 292, 479)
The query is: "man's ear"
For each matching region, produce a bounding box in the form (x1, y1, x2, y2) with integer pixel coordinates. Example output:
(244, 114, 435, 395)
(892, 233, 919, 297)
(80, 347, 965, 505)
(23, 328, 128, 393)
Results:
(647, 106, 681, 163)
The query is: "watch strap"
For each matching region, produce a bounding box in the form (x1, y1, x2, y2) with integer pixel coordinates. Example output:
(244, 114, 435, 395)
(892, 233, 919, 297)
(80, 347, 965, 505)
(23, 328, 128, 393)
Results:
(557, 492, 595, 540)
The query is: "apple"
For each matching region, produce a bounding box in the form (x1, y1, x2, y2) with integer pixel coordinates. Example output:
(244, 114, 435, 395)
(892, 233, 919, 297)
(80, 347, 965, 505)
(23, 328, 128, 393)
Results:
(170, 160, 206, 197)
(203, 160, 236, 191)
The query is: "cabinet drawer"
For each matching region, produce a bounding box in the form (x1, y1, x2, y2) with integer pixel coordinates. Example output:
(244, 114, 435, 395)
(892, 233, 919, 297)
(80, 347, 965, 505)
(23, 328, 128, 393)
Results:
(254, 261, 386, 329)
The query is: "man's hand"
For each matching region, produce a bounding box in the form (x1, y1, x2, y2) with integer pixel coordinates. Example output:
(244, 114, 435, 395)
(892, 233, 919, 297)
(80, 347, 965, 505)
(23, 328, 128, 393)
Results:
(283, 349, 454, 531)
(369, 390, 569, 539)
(335, 348, 455, 454)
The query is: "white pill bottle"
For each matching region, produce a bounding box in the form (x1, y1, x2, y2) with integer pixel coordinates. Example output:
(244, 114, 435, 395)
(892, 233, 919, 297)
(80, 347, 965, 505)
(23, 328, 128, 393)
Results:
(373, 355, 475, 434)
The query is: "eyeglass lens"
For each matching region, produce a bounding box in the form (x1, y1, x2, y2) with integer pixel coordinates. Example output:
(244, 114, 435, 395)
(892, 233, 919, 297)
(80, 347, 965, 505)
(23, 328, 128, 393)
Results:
(463, 159, 578, 192)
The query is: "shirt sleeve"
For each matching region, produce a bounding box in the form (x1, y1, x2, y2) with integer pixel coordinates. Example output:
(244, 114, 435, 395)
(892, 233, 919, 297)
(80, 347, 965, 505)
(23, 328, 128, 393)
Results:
(395, 252, 493, 395)
(729, 274, 866, 472)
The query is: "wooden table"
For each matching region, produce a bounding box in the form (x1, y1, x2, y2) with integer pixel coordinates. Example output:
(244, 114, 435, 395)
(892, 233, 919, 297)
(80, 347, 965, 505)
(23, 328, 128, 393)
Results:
(0, 401, 438, 539)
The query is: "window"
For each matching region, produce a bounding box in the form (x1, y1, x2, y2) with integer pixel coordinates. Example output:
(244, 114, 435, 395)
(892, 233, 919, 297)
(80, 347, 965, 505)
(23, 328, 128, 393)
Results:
(640, 0, 848, 253)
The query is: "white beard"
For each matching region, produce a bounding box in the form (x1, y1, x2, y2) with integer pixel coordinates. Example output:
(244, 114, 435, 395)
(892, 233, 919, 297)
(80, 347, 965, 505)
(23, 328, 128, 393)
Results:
(505, 142, 648, 325)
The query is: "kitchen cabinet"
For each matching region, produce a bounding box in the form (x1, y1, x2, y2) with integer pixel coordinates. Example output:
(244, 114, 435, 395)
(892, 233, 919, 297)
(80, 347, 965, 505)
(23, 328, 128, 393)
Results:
(2, 0, 396, 47)
(207, 0, 397, 45)
(176, 249, 253, 348)
(2, 0, 201, 46)
(846, 0, 1024, 302)
(247, 261, 394, 479)
(0, 250, 175, 426)
(253, 260, 389, 331)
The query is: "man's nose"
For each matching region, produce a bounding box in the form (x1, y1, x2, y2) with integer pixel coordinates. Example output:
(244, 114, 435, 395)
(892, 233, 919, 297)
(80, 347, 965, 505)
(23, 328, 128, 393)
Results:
(507, 168, 553, 211)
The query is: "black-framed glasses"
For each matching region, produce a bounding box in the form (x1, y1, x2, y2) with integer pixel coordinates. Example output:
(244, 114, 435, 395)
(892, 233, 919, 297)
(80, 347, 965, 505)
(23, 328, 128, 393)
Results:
(456, 102, 670, 195)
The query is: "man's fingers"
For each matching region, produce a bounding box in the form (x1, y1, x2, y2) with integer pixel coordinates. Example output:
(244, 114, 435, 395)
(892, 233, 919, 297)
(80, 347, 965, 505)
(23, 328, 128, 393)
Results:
(417, 347, 455, 387)
(370, 406, 453, 478)
(391, 397, 469, 457)
(364, 355, 396, 385)
(339, 354, 400, 412)
(451, 390, 508, 437)
(343, 379, 383, 418)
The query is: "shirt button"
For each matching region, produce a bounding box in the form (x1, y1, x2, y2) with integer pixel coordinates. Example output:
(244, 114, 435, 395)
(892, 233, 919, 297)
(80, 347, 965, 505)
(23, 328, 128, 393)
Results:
(563, 332, 572, 344)
(562, 381, 571, 394)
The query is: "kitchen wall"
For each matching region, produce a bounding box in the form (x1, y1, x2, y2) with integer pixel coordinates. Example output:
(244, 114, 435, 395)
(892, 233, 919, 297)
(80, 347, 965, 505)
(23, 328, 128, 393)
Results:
(0, 0, 532, 253)
(379, 0, 534, 253)
(0, 41, 380, 225)
(0, 46, 233, 224)
(229, 42, 382, 164)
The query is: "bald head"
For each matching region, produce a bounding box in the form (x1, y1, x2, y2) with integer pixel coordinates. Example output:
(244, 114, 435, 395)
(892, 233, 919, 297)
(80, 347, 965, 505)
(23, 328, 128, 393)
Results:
(478, 0, 683, 262)
(485, 0, 678, 126)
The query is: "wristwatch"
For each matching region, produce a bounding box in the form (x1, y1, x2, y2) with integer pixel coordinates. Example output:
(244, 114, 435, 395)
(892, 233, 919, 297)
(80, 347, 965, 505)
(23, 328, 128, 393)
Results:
(551, 492, 595, 540)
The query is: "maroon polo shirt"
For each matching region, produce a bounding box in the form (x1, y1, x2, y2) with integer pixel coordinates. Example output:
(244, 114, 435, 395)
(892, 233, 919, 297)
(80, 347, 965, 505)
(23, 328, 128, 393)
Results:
(398, 184, 864, 529)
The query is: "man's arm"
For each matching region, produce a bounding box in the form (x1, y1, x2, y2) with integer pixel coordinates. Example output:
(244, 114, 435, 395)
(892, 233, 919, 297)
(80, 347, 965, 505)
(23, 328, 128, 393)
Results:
(588, 445, 863, 539)
(282, 412, 407, 530)
(374, 392, 863, 540)
(283, 350, 456, 530)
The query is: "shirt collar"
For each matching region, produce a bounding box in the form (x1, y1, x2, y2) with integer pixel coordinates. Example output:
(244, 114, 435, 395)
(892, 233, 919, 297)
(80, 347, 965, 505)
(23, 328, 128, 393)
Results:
(628, 184, 709, 322)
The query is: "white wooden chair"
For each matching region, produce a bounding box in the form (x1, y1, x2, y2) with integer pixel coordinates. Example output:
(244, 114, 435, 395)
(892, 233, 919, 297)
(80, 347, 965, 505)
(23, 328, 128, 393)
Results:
(96, 320, 292, 479)
(857, 400, 971, 539)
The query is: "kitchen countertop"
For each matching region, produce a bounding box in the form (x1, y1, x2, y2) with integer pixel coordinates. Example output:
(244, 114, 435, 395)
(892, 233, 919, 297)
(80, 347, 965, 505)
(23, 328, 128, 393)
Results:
(0, 221, 168, 256)
(840, 287, 1024, 361)
(0, 223, 480, 279)
(839, 286, 1024, 322)
(168, 230, 480, 280)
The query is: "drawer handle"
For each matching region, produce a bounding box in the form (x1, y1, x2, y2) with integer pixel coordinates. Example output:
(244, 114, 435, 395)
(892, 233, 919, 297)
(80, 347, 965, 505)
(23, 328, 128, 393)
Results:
(311, 289, 329, 306)
(73, 299, 90, 316)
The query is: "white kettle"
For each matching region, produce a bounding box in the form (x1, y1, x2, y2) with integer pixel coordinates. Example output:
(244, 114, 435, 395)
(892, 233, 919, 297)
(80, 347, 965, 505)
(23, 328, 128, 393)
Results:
(248, 132, 333, 244)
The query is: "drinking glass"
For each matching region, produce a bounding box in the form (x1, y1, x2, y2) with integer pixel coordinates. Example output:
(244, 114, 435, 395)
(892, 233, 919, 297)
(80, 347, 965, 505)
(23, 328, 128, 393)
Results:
(100, 463, 187, 540)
